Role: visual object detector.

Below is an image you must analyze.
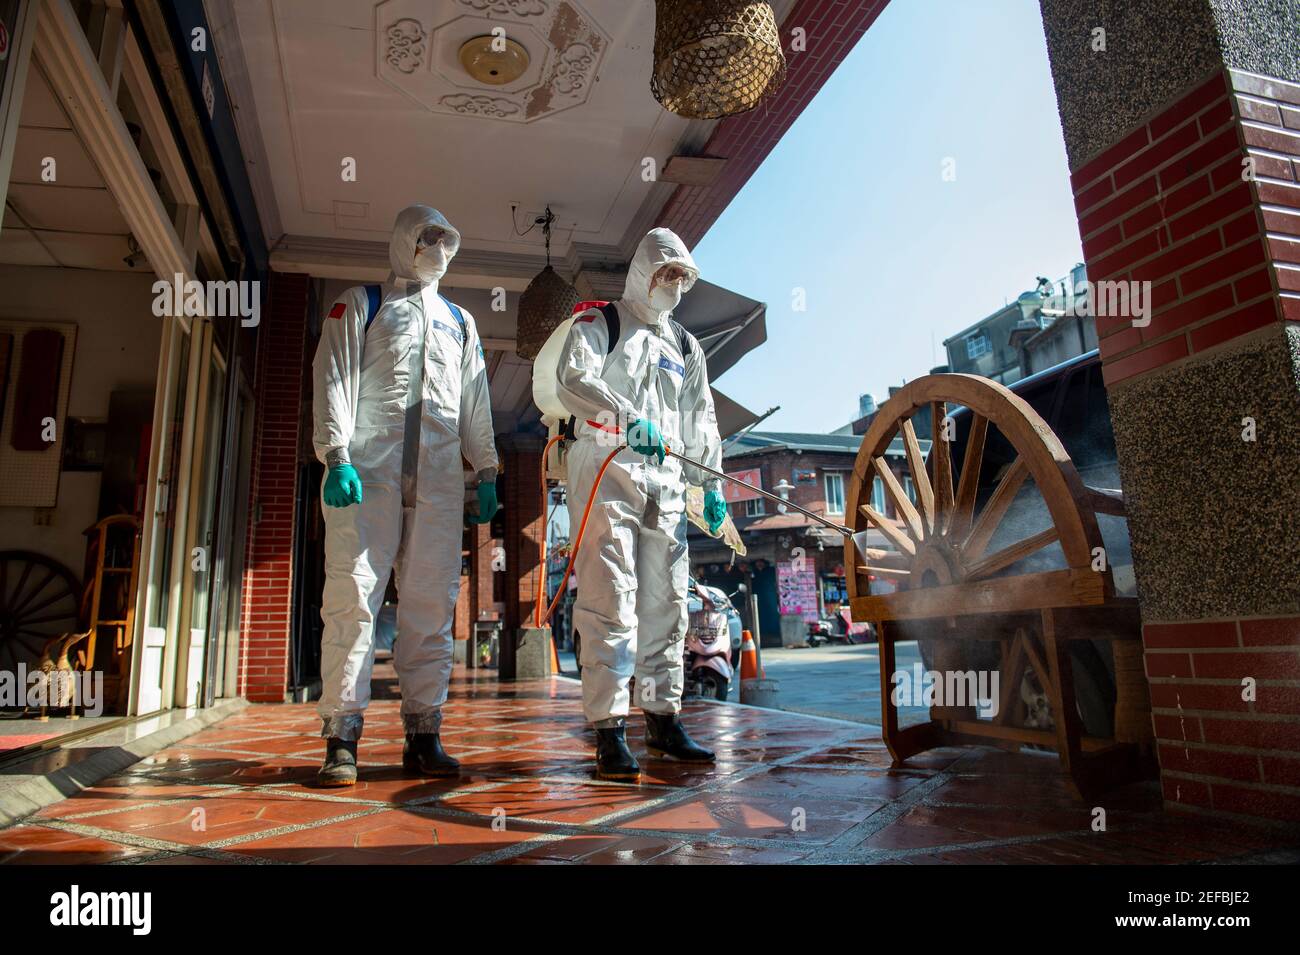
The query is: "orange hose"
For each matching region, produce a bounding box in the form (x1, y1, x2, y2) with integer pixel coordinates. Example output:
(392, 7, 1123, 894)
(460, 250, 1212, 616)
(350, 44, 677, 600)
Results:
(534, 435, 562, 628)
(535, 441, 624, 629)
(533, 421, 666, 630)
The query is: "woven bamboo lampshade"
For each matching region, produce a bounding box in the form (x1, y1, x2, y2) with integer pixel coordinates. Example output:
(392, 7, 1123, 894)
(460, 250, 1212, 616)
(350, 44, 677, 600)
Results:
(650, 0, 786, 120)
(517, 266, 581, 360)
(515, 208, 581, 361)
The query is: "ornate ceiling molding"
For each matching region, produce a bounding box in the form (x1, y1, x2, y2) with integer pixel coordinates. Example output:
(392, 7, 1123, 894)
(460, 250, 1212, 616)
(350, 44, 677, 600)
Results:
(376, 0, 608, 123)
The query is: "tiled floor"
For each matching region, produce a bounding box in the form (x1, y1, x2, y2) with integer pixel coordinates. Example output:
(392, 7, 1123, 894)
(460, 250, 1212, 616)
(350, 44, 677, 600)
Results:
(0, 665, 1293, 865)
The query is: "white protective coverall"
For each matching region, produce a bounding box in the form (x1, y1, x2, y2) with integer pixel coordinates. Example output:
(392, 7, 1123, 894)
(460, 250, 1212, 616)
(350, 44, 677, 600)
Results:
(554, 228, 722, 726)
(313, 205, 497, 740)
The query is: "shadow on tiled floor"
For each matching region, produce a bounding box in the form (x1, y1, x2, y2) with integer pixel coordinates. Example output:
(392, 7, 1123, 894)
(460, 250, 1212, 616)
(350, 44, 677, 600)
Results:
(1, 663, 1294, 865)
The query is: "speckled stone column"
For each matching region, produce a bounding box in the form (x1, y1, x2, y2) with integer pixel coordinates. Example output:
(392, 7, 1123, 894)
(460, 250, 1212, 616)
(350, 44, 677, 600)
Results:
(1040, 0, 1300, 822)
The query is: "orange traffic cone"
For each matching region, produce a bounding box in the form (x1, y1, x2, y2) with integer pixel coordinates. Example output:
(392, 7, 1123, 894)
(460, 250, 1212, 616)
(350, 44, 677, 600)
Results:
(739, 630, 760, 680)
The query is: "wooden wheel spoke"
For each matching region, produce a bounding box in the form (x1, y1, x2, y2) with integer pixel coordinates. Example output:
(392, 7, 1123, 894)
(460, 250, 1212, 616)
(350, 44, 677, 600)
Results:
(11, 569, 58, 616)
(930, 401, 954, 534)
(872, 456, 924, 542)
(15, 590, 73, 618)
(963, 527, 1059, 581)
(962, 457, 1029, 562)
(7, 561, 35, 612)
(21, 611, 79, 627)
(860, 547, 910, 569)
(12, 628, 46, 644)
(951, 414, 988, 540)
(900, 417, 934, 533)
(859, 565, 911, 577)
(858, 504, 916, 556)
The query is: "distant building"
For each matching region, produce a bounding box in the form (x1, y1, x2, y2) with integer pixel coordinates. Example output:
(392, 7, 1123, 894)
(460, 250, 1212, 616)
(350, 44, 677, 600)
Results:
(688, 431, 923, 647)
(943, 263, 1094, 385)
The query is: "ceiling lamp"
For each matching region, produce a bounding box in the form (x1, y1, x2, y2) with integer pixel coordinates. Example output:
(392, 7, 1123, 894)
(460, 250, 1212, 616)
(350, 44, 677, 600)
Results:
(516, 207, 581, 361)
(458, 35, 530, 85)
(650, 0, 786, 120)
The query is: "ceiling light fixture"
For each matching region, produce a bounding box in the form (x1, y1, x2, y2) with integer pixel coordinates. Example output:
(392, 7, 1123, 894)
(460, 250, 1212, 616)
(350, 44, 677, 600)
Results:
(458, 35, 530, 86)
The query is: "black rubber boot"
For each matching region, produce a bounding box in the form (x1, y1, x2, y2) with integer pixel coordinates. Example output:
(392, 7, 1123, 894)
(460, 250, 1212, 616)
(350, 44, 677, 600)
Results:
(644, 712, 715, 763)
(594, 722, 641, 781)
(402, 733, 460, 778)
(317, 738, 358, 787)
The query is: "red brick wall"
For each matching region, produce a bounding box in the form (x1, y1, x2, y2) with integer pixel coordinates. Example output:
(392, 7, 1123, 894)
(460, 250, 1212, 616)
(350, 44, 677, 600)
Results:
(238, 270, 309, 702)
(1146, 616, 1300, 821)
(659, 0, 890, 248)
(1072, 71, 1285, 388)
(1231, 70, 1300, 320)
(1073, 71, 1300, 822)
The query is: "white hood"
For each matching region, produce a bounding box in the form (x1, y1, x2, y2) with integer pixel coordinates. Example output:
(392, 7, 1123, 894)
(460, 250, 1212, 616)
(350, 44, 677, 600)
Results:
(621, 228, 698, 324)
(389, 204, 461, 285)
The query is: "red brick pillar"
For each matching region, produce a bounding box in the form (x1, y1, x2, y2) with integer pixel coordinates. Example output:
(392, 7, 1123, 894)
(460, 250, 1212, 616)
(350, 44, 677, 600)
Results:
(1042, 0, 1300, 822)
(454, 560, 470, 643)
(498, 433, 545, 678)
(238, 270, 309, 702)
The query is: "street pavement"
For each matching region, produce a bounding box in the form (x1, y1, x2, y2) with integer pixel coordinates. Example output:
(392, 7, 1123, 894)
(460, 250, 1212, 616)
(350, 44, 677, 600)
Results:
(562, 640, 928, 728)
(756, 641, 928, 727)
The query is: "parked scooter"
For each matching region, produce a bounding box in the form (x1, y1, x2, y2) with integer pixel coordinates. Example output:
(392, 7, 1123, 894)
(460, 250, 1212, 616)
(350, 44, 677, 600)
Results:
(684, 580, 738, 700)
(806, 606, 873, 647)
(572, 580, 745, 694)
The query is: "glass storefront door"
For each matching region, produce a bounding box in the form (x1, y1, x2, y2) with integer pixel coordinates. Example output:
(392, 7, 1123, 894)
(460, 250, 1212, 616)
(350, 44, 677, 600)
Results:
(132, 318, 193, 715)
(206, 371, 254, 704)
(174, 326, 226, 708)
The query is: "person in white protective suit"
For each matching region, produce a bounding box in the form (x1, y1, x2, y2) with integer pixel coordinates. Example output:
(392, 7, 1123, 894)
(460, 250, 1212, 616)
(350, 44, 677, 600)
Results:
(312, 204, 499, 786)
(552, 227, 729, 781)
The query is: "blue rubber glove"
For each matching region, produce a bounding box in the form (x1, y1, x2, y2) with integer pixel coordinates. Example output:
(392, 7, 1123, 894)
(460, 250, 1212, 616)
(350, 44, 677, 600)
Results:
(470, 480, 500, 524)
(704, 487, 728, 534)
(627, 418, 665, 464)
(323, 464, 363, 508)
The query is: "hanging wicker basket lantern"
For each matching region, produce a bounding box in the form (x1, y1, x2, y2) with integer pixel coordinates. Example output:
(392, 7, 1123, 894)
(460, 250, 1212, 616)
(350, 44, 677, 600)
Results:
(650, 0, 786, 120)
(517, 264, 581, 361)
(516, 206, 582, 361)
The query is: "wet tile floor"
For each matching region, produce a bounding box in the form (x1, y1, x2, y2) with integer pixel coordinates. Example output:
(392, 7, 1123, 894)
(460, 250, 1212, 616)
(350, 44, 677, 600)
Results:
(0, 665, 1293, 865)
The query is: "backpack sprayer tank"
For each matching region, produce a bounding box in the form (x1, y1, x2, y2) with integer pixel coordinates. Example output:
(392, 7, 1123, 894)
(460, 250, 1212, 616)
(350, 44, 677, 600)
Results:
(531, 301, 609, 481)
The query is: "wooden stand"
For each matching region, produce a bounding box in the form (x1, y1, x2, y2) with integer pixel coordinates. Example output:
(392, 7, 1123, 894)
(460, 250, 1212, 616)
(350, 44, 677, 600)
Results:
(846, 375, 1156, 799)
(81, 515, 141, 713)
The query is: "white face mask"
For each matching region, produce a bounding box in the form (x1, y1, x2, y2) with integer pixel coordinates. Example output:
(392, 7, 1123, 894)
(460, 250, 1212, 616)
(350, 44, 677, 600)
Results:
(412, 243, 450, 283)
(648, 282, 682, 312)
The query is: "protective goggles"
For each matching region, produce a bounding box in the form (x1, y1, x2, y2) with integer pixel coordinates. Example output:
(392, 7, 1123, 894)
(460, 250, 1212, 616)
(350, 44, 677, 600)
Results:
(652, 263, 698, 292)
(417, 226, 460, 256)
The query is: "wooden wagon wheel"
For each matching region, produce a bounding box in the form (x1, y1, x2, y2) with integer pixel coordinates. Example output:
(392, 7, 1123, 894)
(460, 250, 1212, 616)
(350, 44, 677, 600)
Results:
(845, 374, 1109, 619)
(843, 375, 1150, 797)
(0, 551, 82, 678)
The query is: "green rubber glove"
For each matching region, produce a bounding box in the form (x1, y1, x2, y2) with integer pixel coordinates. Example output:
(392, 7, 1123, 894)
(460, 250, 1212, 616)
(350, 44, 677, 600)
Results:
(627, 418, 665, 464)
(704, 487, 728, 534)
(323, 464, 363, 508)
(470, 480, 500, 524)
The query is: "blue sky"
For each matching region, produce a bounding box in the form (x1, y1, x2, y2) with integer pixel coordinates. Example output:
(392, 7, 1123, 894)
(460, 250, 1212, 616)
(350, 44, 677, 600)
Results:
(694, 0, 1085, 434)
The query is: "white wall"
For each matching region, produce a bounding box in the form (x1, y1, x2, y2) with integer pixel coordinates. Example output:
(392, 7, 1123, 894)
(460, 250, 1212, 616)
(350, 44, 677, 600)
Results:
(0, 266, 162, 577)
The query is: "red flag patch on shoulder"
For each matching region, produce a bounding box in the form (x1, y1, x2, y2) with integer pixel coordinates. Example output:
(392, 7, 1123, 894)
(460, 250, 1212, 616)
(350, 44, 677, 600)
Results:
(327, 302, 347, 319)
(574, 301, 608, 323)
